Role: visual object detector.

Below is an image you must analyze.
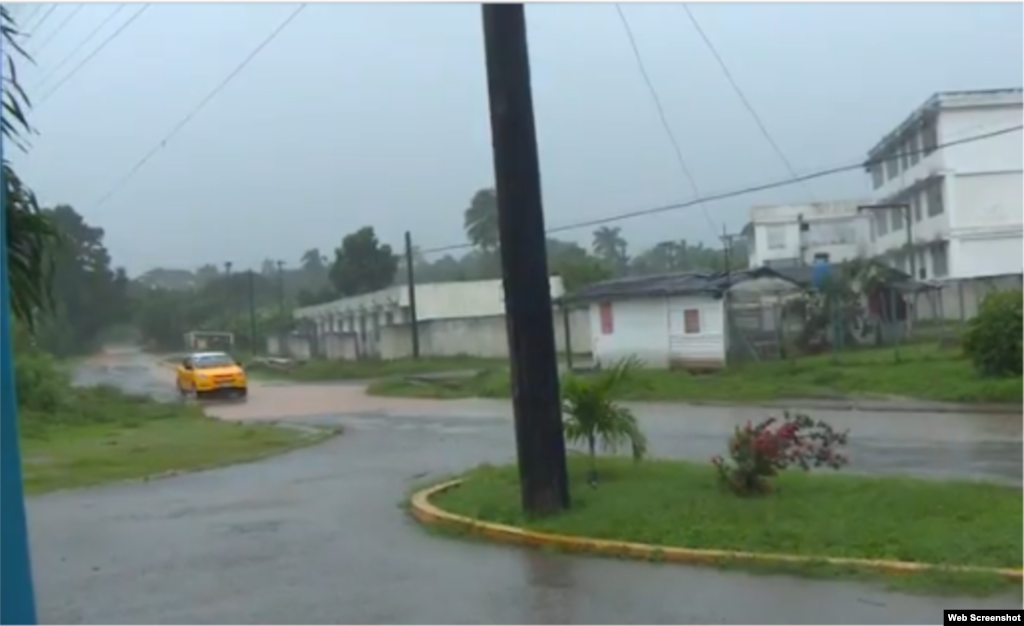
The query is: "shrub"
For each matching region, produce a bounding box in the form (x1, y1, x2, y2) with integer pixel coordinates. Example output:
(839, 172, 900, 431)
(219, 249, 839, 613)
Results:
(962, 289, 1023, 377)
(712, 412, 848, 496)
(562, 358, 647, 486)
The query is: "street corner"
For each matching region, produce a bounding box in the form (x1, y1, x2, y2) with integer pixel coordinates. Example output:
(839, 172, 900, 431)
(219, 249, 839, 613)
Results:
(409, 478, 1024, 583)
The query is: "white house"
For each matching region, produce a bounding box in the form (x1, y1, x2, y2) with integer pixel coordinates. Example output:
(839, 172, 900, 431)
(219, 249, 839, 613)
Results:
(570, 269, 801, 370)
(864, 88, 1024, 280)
(746, 200, 872, 270)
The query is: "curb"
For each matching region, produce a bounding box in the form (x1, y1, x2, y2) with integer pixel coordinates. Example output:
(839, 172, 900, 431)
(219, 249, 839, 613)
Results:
(410, 479, 1023, 582)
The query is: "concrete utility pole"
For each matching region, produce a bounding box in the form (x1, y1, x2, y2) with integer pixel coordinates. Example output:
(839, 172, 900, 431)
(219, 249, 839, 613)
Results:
(403, 231, 420, 359)
(0, 186, 38, 624)
(480, 3, 570, 515)
(247, 270, 258, 353)
(276, 260, 286, 318)
(858, 203, 914, 278)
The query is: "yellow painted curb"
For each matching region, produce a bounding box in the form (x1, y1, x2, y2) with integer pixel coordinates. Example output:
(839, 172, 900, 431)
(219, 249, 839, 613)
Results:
(411, 479, 1023, 582)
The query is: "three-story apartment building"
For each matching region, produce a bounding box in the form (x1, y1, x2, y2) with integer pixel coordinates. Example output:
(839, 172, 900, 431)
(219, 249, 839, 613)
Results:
(864, 89, 1023, 280)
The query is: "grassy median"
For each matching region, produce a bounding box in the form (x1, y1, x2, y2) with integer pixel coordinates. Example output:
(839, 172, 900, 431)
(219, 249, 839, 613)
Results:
(432, 457, 1023, 596)
(370, 344, 1022, 404)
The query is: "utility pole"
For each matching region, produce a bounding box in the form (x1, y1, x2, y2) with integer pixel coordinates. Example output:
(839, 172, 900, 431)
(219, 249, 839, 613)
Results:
(720, 225, 740, 284)
(403, 231, 420, 359)
(0, 176, 38, 625)
(481, 3, 570, 515)
(224, 261, 235, 330)
(276, 260, 286, 318)
(247, 270, 258, 354)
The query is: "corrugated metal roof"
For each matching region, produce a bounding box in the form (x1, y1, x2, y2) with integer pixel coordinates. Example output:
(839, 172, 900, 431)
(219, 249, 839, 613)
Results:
(565, 267, 794, 302)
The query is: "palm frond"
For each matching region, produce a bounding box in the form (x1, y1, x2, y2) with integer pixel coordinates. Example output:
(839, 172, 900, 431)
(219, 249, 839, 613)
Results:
(2, 7, 58, 331)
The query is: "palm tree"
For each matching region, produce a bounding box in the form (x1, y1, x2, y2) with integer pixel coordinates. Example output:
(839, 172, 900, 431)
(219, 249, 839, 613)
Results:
(463, 187, 499, 252)
(3, 6, 60, 331)
(562, 358, 647, 486)
(592, 226, 628, 271)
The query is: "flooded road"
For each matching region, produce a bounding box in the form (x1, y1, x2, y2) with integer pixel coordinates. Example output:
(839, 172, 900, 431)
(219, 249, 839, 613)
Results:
(29, 349, 1022, 624)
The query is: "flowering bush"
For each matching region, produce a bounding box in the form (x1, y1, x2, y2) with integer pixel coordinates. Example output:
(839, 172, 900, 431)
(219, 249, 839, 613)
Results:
(711, 412, 849, 496)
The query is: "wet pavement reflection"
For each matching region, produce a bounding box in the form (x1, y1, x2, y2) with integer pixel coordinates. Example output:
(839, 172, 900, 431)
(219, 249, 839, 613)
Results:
(28, 350, 1023, 624)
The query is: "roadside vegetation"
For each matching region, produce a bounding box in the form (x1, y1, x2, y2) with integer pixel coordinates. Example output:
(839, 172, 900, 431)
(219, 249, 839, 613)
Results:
(15, 333, 335, 495)
(369, 341, 1023, 404)
(428, 359, 1023, 596)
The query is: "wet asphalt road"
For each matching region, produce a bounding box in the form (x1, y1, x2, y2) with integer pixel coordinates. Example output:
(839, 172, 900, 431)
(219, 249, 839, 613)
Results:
(29, 351, 1023, 624)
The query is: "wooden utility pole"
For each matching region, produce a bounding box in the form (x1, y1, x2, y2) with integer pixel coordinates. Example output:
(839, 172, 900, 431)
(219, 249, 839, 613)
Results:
(481, 3, 570, 515)
(403, 231, 420, 359)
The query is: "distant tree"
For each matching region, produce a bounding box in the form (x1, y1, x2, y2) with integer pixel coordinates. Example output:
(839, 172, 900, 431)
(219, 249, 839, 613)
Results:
(592, 226, 628, 272)
(37, 205, 131, 355)
(194, 263, 220, 285)
(328, 227, 398, 297)
(463, 187, 499, 252)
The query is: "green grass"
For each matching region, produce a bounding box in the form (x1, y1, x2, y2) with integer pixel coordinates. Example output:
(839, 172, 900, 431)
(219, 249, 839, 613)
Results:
(431, 457, 1023, 596)
(370, 344, 1022, 404)
(21, 418, 335, 495)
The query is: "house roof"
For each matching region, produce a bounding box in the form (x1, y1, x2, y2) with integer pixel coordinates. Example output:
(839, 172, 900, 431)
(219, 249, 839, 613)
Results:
(564, 267, 796, 303)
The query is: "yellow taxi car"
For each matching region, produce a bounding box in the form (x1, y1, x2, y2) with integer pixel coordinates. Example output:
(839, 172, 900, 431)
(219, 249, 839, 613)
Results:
(176, 351, 248, 401)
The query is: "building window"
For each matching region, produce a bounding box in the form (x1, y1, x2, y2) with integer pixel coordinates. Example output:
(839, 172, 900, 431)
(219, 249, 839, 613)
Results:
(932, 243, 949, 278)
(885, 152, 899, 180)
(908, 133, 920, 165)
(890, 207, 903, 231)
(870, 163, 884, 189)
(911, 191, 923, 222)
(385, 311, 394, 326)
(900, 144, 911, 171)
(683, 308, 701, 335)
(766, 224, 787, 250)
(875, 210, 888, 236)
(922, 118, 938, 155)
(926, 182, 944, 216)
(599, 302, 614, 335)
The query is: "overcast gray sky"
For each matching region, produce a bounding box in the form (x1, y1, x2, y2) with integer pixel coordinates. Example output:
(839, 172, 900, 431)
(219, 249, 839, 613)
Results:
(10, 2, 1023, 275)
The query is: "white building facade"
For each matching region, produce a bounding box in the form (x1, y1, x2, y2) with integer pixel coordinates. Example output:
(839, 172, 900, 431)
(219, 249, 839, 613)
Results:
(864, 89, 1023, 280)
(286, 277, 590, 360)
(745, 200, 872, 270)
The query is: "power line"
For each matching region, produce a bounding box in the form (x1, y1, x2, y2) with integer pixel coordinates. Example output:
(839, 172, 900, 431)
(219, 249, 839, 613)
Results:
(32, 5, 127, 91)
(36, 5, 150, 107)
(92, 4, 309, 211)
(418, 125, 1022, 256)
(31, 4, 85, 58)
(18, 4, 46, 32)
(25, 4, 57, 37)
(681, 3, 815, 203)
(613, 4, 718, 236)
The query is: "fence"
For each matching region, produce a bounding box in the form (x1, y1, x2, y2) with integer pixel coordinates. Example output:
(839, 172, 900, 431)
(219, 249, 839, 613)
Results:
(725, 273, 1022, 364)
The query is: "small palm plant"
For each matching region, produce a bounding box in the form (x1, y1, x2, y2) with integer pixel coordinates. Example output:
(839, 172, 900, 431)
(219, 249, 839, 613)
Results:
(561, 357, 648, 486)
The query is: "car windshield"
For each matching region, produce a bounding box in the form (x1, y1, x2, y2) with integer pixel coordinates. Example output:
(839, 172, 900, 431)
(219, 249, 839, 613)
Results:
(193, 354, 235, 369)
